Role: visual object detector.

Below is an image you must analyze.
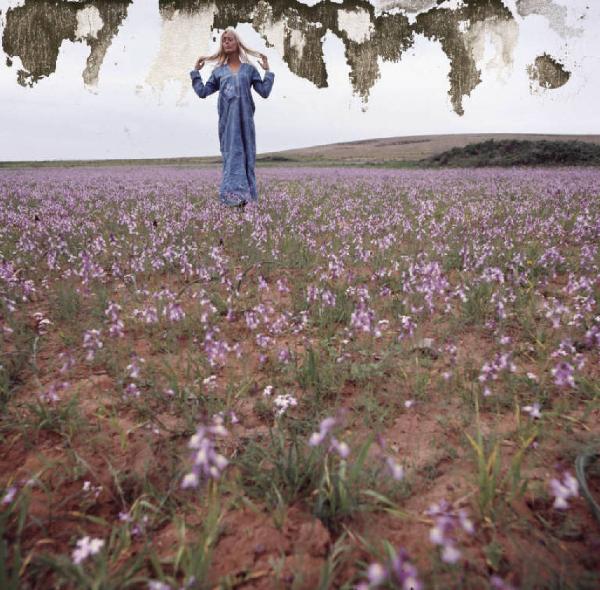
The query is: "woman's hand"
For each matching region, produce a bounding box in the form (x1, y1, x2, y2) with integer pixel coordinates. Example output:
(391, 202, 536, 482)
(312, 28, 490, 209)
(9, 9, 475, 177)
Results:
(258, 53, 269, 71)
(194, 57, 205, 70)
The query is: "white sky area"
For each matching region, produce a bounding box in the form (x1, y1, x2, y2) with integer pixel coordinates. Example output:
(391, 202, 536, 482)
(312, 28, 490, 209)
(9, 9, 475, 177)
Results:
(0, 0, 599, 160)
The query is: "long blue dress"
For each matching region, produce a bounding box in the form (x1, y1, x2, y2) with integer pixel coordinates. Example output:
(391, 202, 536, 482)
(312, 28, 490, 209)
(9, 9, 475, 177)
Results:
(190, 62, 275, 206)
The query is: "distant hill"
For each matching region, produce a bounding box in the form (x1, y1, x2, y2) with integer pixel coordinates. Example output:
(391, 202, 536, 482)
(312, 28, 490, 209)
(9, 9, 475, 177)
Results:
(2, 133, 600, 168)
(256, 133, 600, 167)
(421, 139, 600, 167)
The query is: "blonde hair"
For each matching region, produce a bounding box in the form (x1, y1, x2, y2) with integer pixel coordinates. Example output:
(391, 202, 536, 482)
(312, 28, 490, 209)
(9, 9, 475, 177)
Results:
(198, 27, 264, 67)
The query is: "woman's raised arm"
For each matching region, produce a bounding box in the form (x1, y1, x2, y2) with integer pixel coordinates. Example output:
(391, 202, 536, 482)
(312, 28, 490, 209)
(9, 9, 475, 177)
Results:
(250, 65, 274, 99)
(190, 69, 220, 98)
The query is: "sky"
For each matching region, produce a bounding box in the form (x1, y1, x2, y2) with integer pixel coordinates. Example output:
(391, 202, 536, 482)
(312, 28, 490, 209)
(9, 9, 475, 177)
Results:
(0, 0, 599, 161)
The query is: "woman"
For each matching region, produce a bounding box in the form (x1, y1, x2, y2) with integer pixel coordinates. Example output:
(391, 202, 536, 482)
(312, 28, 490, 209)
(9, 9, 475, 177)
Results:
(190, 28, 275, 208)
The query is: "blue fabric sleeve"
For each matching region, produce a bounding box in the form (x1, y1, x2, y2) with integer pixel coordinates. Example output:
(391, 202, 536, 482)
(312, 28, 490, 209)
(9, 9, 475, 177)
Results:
(250, 66, 274, 98)
(190, 69, 219, 98)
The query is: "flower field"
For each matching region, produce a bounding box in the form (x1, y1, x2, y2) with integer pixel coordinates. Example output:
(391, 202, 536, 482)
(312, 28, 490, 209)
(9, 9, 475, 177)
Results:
(1, 165, 599, 589)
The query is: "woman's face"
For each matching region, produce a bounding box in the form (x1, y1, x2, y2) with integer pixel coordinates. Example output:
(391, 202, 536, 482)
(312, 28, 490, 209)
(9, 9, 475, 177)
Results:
(222, 32, 238, 55)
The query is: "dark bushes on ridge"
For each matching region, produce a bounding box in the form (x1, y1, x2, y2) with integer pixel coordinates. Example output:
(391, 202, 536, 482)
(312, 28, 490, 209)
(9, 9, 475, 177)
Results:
(423, 139, 600, 167)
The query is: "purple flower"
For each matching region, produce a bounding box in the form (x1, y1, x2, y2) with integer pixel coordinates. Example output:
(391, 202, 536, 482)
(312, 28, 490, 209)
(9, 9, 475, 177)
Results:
(276, 278, 290, 293)
(181, 416, 229, 488)
(384, 456, 405, 481)
(82, 480, 102, 499)
(551, 361, 575, 388)
(350, 302, 375, 333)
(166, 302, 185, 322)
(441, 544, 461, 564)
(309, 417, 337, 447)
(202, 375, 216, 389)
(308, 416, 349, 458)
(272, 393, 298, 417)
(204, 327, 236, 367)
(133, 305, 159, 324)
(126, 356, 144, 380)
(549, 471, 579, 509)
(359, 548, 421, 590)
(478, 351, 517, 390)
(584, 324, 600, 349)
(82, 329, 103, 361)
(375, 436, 405, 481)
(124, 382, 140, 398)
(1, 486, 17, 505)
(255, 333, 273, 348)
(245, 311, 260, 330)
(307, 284, 321, 303)
(39, 380, 69, 403)
(108, 319, 125, 338)
(321, 289, 337, 307)
(72, 536, 104, 565)
(258, 275, 269, 291)
(277, 348, 292, 363)
(105, 301, 122, 321)
(58, 351, 75, 374)
(367, 562, 386, 585)
(522, 402, 541, 419)
(398, 315, 416, 339)
(425, 500, 474, 564)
